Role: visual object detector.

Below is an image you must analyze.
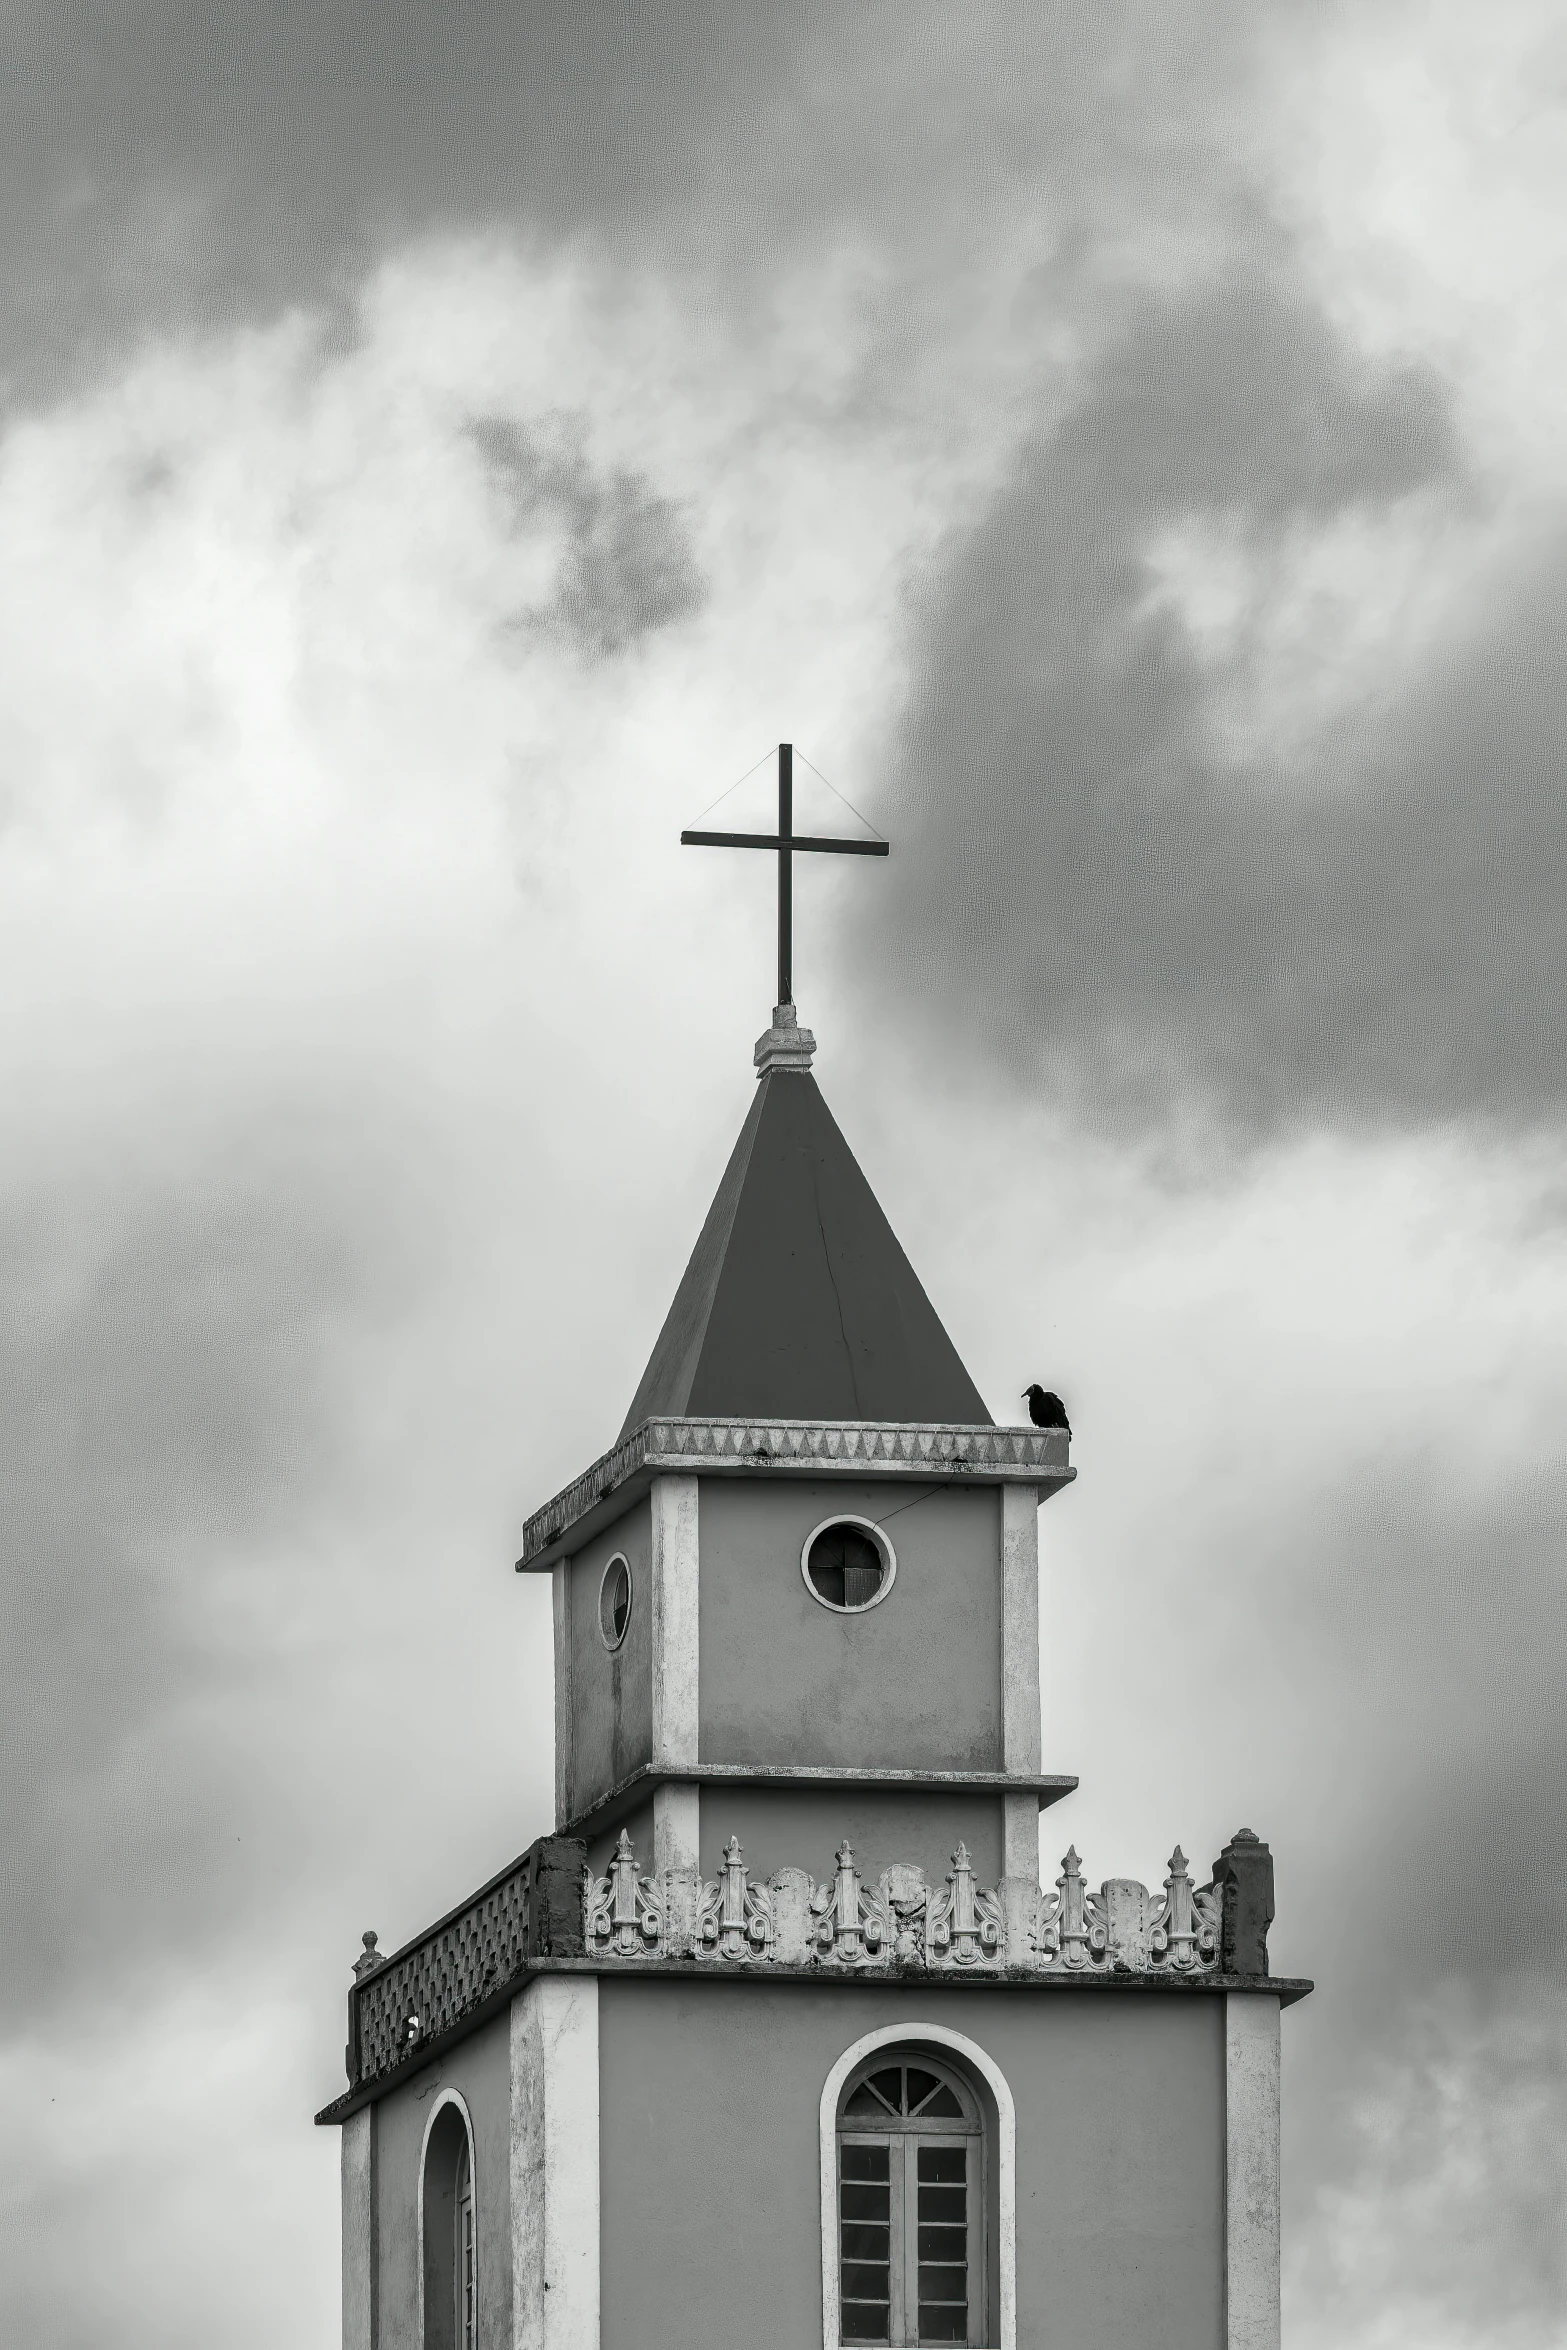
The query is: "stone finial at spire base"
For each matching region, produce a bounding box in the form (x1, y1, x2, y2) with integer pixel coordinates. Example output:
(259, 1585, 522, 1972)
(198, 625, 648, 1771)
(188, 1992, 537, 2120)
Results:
(754, 1002, 817, 1077)
(352, 1930, 386, 1981)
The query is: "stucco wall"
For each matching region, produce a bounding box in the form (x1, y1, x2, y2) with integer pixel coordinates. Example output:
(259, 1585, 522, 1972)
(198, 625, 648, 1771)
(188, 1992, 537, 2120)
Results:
(696, 1784, 1006, 1887)
(372, 2011, 513, 2350)
(698, 1479, 1003, 1770)
(598, 1976, 1224, 2350)
(564, 1499, 653, 1819)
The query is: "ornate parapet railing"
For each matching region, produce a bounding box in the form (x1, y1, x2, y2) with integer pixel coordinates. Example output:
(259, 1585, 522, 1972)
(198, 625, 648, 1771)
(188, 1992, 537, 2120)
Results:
(516, 1416, 1074, 1571)
(327, 1825, 1277, 2113)
(582, 1830, 1235, 1978)
(346, 1837, 584, 2091)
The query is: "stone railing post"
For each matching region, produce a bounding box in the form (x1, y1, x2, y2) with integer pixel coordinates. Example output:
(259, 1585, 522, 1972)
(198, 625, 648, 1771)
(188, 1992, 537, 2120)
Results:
(1211, 1829, 1274, 1978)
(528, 1836, 588, 1958)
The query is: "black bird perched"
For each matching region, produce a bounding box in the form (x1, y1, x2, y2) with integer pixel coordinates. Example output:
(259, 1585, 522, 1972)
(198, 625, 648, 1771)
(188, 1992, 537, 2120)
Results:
(1023, 1384, 1070, 1434)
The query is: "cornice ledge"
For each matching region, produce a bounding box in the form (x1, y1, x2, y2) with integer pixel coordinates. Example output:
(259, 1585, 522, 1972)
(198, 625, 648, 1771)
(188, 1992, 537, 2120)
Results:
(517, 1417, 1074, 1572)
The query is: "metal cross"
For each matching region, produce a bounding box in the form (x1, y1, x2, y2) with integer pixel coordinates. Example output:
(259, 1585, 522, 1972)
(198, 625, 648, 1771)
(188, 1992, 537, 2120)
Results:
(681, 743, 889, 1008)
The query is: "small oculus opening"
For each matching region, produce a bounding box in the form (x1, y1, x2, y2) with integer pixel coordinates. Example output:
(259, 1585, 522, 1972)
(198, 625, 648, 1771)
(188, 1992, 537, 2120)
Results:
(598, 1554, 632, 1651)
(803, 1517, 894, 1613)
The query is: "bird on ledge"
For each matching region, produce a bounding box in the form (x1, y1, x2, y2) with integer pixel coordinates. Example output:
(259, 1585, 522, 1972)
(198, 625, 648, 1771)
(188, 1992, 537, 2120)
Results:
(1023, 1383, 1071, 1434)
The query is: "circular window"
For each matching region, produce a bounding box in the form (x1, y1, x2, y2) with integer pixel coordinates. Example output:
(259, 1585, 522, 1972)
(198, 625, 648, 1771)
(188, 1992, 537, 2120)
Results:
(801, 1516, 896, 1613)
(598, 1554, 632, 1651)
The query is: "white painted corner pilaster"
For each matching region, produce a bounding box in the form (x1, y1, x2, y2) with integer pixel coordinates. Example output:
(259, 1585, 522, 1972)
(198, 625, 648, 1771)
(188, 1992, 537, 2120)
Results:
(1001, 1483, 1042, 1775)
(511, 1975, 600, 2350)
(1225, 1992, 1282, 2350)
(649, 1474, 699, 1768)
(341, 2104, 375, 2350)
(653, 1781, 701, 1875)
(552, 1562, 573, 1831)
(1002, 1791, 1040, 1881)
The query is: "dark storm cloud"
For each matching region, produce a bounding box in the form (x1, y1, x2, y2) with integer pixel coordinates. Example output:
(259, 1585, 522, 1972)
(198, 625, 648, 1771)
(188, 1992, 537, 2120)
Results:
(873, 271, 1567, 1144)
(0, 0, 822, 394)
(1292, 1457, 1567, 1982)
(1255, 1455, 1567, 2331)
(470, 416, 706, 657)
(1, 0, 1267, 401)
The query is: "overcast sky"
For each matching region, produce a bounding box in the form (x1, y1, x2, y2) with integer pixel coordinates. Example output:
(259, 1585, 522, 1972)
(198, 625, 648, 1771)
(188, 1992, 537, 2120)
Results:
(2, 3, 1566, 2343)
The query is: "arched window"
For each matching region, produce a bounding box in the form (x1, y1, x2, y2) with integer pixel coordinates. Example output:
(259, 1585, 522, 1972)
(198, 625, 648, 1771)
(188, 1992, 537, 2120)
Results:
(837, 2053, 984, 2346)
(421, 2096, 477, 2350)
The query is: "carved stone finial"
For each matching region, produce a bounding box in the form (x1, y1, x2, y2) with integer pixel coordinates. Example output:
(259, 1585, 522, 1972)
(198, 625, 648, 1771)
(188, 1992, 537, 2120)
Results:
(1056, 1848, 1089, 1968)
(933, 1841, 998, 1966)
(352, 1930, 386, 1981)
(573, 1829, 1231, 1982)
(754, 1002, 817, 1077)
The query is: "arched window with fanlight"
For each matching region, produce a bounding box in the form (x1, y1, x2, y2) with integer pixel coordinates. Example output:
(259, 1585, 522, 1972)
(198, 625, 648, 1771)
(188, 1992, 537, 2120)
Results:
(421, 2093, 477, 2350)
(837, 2053, 985, 2347)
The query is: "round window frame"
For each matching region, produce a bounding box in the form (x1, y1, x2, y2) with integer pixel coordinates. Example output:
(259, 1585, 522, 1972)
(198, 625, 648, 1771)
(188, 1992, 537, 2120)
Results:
(598, 1553, 633, 1653)
(799, 1514, 897, 1615)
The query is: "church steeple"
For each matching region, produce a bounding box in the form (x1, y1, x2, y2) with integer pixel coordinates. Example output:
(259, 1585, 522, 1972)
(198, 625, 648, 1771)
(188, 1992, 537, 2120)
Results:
(620, 1008, 992, 1438)
(318, 746, 1305, 2350)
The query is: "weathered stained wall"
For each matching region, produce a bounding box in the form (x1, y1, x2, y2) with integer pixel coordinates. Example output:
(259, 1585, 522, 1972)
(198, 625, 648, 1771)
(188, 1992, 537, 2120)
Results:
(372, 2011, 512, 2350)
(563, 1498, 653, 1820)
(698, 1478, 1003, 1770)
(598, 1976, 1224, 2350)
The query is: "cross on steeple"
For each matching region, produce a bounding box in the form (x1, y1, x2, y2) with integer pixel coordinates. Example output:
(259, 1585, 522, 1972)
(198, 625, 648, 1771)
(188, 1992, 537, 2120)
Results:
(681, 743, 889, 1008)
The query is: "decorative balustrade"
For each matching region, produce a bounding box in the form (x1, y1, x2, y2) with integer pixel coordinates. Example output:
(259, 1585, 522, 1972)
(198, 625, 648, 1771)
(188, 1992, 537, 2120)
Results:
(349, 1837, 583, 2088)
(581, 1831, 1220, 1978)
(337, 1824, 1266, 2106)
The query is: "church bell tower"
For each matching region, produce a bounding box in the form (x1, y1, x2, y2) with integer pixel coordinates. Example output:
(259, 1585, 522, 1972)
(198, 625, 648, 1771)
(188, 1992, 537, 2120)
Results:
(318, 838, 1308, 2350)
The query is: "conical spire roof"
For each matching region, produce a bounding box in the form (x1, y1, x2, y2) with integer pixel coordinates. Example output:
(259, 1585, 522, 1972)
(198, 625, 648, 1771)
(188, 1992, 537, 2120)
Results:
(620, 1021, 991, 1435)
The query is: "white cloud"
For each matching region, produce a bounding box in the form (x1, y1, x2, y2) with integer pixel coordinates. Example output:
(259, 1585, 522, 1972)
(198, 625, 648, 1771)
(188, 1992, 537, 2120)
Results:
(1262, 0, 1567, 485)
(2, 29, 1565, 2340)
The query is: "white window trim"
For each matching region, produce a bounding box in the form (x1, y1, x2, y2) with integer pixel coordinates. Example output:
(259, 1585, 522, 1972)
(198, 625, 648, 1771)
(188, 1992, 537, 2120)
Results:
(417, 2086, 477, 2350)
(819, 2022, 1016, 2350)
(597, 1552, 632, 1653)
(801, 1514, 898, 1615)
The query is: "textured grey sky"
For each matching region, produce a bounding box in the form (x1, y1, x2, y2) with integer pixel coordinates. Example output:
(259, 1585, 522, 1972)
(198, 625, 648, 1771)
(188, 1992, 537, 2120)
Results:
(2, 2, 1565, 2343)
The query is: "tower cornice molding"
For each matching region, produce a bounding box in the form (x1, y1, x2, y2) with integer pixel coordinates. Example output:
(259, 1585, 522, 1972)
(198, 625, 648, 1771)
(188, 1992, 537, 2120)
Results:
(560, 1761, 1079, 1852)
(517, 1417, 1073, 1574)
